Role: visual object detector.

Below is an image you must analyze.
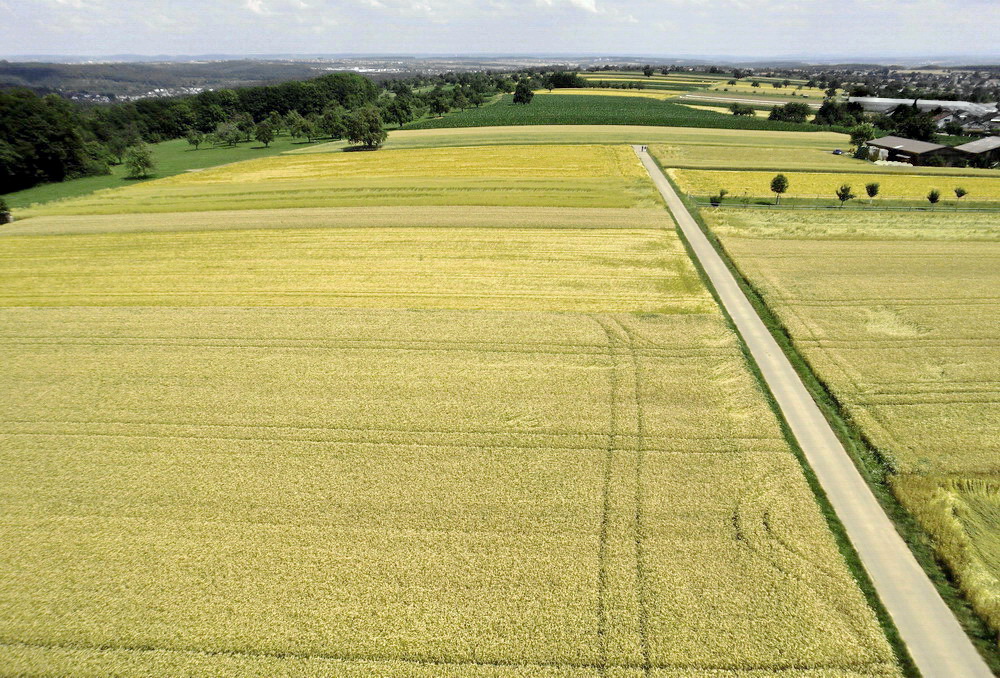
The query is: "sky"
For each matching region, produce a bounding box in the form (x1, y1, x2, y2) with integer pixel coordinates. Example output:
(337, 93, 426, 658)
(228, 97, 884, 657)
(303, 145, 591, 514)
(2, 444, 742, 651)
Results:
(2, 0, 998, 60)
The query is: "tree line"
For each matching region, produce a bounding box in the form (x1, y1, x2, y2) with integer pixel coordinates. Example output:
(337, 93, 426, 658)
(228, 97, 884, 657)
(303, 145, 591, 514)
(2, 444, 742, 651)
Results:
(1, 66, 594, 194)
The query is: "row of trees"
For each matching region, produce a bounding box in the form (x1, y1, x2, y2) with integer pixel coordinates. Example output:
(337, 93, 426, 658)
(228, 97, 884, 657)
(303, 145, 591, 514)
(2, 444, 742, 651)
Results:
(710, 174, 972, 208)
(186, 105, 388, 150)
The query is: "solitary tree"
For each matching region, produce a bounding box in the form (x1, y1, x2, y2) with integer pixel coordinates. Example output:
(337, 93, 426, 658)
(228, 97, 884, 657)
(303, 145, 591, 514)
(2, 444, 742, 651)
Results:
(835, 183, 856, 207)
(927, 189, 940, 207)
(954, 186, 968, 202)
(513, 81, 535, 105)
(729, 103, 755, 116)
(865, 182, 880, 205)
(643, 65, 654, 77)
(709, 189, 729, 207)
(345, 106, 387, 148)
(770, 174, 789, 205)
(185, 129, 205, 150)
(124, 144, 155, 179)
(254, 121, 275, 147)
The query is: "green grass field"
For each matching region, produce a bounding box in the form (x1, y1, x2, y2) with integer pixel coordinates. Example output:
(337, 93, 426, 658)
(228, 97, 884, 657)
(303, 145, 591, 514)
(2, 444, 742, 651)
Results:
(702, 207, 1000, 639)
(404, 94, 828, 132)
(0, 141, 901, 675)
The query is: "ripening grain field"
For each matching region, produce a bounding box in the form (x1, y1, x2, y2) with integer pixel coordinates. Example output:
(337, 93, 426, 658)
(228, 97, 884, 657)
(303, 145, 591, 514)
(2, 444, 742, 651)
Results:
(703, 207, 1000, 637)
(18, 145, 661, 216)
(0, 145, 902, 676)
(670, 168, 1000, 201)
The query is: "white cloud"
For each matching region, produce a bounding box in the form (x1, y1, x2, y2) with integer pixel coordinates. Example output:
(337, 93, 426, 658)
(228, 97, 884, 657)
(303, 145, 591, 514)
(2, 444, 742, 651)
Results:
(2, 0, 997, 58)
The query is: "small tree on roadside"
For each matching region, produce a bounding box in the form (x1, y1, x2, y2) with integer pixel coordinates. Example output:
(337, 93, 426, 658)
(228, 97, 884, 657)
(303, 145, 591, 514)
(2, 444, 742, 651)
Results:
(954, 187, 968, 202)
(513, 81, 535, 105)
(254, 121, 275, 147)
(0, 198, 11, 225)
(835, 183, 856, 207)
(865, 182, 880, 205)
(124, 144, 155, 179)
(185, 129, 205, 150)
(770, 174, 789, 205)
(927, 189, 940, 207)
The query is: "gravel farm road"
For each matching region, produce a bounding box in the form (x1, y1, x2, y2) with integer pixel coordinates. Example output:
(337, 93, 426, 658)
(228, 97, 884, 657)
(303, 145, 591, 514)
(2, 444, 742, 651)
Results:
(633, 145, 993, 678)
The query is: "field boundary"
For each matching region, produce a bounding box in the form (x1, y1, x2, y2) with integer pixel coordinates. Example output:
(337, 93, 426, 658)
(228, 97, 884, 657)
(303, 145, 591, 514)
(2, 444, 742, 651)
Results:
(635, 145, 994, 678)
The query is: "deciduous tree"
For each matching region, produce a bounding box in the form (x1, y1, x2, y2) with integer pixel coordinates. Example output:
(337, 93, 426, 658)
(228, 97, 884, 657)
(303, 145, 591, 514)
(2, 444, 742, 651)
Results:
(345, 106, 387, 148)
(836, 183, 856, 207)
(513, 81, 534, 105)
(123, 144, 155, 179)
(770, 174, 789, 204)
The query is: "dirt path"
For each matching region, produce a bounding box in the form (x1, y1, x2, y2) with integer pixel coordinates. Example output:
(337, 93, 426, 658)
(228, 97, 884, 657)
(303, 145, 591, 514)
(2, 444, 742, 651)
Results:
(633, 145, 992, 678)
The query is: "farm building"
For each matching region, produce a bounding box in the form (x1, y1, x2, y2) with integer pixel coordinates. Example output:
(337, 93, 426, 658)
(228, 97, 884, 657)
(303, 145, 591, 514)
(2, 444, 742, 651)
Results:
(955, 136, 1000, 165)
(864, 135, 962, 166)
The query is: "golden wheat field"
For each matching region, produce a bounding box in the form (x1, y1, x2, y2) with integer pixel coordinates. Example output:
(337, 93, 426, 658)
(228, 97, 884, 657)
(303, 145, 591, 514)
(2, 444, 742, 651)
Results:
(670, 168, 1000, 201)
(704, 207, 1000, 636)
(19, 145, 660, 216)
(0, 152, 902, 677)
(535, 88, 685, 100)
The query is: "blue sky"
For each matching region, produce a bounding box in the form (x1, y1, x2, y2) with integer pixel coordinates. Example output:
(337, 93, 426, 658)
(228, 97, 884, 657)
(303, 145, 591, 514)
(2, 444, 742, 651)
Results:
(2, 0, 997, 58)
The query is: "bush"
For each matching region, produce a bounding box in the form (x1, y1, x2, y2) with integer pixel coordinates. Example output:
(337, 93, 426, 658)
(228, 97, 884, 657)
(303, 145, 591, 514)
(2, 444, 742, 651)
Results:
(0, 197, 10, 224)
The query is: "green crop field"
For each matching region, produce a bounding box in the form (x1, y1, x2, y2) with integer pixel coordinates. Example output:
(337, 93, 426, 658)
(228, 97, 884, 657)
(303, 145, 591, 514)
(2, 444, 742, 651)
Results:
(702, 207, 1000, 638)
(0, 140, 901, 675)
(17, 145, 661, 217)
(403, 94, 827, 132)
